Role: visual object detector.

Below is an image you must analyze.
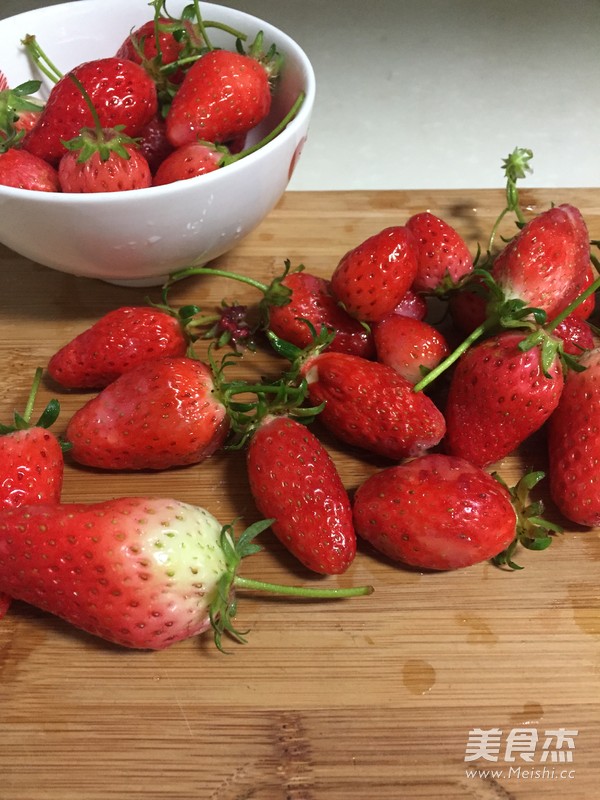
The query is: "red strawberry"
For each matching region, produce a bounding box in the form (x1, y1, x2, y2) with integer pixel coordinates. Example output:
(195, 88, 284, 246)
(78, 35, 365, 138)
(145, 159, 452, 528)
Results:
(568, 263, 597, 320)
(0, 370, 65, 619)
(492, 204, 591, 320)
(58, 130, 152, 192)
(48, 306, 190, 389)
(116, 16, 201, 86)
(267, 271, 376, 359)
(66, 356, 229, 470)
(299, 351, 446, 459)
(22, 57, 158, 165)
(548, 347, 600, 526)
(405, 212, 473, 293)
(329, 227, 419, 323)
(0, 146, 60, 191)
(352, 454, 517, 570)
(0, 370, 64, 509)
(137, 113, 174, 173)
(373, 315, 450, 384)
(552, 315, 594, 356)
(444, 330, 564, 467)
(152, 141, 222, 186)
(448, 276, 487, 336)
(0, 72, 44, 145)
(246, 415, 356, 574)
(391, 289, 428, 321)
(166, 45, 274, 146)
(0, 498, 373, 649)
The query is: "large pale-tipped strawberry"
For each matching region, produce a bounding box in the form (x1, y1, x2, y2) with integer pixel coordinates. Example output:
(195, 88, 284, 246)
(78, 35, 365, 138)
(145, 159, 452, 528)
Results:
(0, 500, 372, 650)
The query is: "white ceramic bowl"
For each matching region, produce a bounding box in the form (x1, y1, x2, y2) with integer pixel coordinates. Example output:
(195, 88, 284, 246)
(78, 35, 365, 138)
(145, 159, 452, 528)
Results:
(0, 0, 315, 285)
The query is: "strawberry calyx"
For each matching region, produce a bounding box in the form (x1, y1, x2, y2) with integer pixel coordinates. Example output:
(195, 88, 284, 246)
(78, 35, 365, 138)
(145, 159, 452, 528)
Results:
(210, 518, 374, 652)
(491, 471, 563, 570)
(0, 78, 43, 151)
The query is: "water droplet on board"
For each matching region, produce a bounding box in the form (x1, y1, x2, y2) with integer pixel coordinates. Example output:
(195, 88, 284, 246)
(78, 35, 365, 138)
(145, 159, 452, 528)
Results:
(402, 659, 436, 695)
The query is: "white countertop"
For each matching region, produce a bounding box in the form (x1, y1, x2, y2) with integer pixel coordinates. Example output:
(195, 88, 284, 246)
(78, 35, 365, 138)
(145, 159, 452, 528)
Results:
(3, 0, 599, 192)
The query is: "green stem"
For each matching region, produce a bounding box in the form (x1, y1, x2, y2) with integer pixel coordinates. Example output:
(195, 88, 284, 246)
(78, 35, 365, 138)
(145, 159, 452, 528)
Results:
(233, 576, 374, 598)
(222, 93, 305, 166)
(192, 0, 213, 50)
(21, 35, 63, 83)
(204, 20, 248, 40)
(413, 316, 497, 393)
(164, 265, 270, 294)
(23, 367, 43, 424)
(545, 275, 600, 334)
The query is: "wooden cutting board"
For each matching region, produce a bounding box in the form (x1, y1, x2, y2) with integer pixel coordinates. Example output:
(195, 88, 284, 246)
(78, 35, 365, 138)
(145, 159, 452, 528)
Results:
(1, 188, 599, 800)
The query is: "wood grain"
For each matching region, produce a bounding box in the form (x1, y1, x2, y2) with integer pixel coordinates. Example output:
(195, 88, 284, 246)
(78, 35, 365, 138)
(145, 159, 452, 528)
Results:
(1, 188, 599, 800)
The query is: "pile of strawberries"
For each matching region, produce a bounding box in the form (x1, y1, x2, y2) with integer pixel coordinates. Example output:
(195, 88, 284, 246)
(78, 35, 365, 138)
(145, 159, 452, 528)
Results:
(0, 0, 293, 192)
(1, 138, 599, 651)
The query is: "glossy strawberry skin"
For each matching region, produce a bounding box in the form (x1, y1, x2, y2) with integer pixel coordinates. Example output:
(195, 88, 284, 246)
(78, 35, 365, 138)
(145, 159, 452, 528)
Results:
(492, 204, 590, 320)
(406, 212, 473, 293)
(373, 315, 450, 384)
(66, 357, 229, 470)
(391, 289, 428, 321)
(330, 227, 419, 323)
(548, 348, 600, 526)
(268, 272, 376, 359)
(0, 425, 64, 620)
(0, 427, 63, 509)
(152, 141, 221, 186)
(58, 144, 152, 192)
(48, 306, 188, 390)
(353, 454, 516, 570)
(300, 352, 446, 459)
(552, 315, 594, 356)
(247, 415, 356, 574)
(444, 331, 564, 467)
(22, 58, 158, 165)
(0, 147, 59, 191)
(0, 497, 227, 649)
(166, 49, 271, 146)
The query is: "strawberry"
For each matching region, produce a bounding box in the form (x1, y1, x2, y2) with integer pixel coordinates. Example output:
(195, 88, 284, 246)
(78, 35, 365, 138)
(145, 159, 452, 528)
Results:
(295, 349, 446, 459)
(137, 113, 174, 173)
(491, 204, 591, 320)
(0, 72, 44, 146)
(552, 315, 594, 356)
(329, 226, 419, 323)
(548, 347, 600, 526)
(246, 415, 355, 574)
(372, 315, 450, 384)
(22, 56, 158, 165)
(0, 370, 64, 509)
(405, 212, 473, 293)
(391, 289, 428, 321)
(48, 305, 191, 389)
(267, 270, 376, 359)
(353, 454, 519, 570)
(0, 146, 60, 191)
(152, 140, 222, 186)
(568, 263, 597, 320)
(116, 15, 202, 87)
(65, 356, 229, 470)
(0, 499, 373, 649)
(0, 369, 65, 619)
(165, 38, 276, 147)
(444, 330, 564, 468)
(58, 130, 152, 192)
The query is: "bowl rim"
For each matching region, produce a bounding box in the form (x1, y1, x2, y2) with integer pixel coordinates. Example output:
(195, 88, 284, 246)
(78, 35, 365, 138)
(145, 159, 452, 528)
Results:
(0, 0, 316, 203)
